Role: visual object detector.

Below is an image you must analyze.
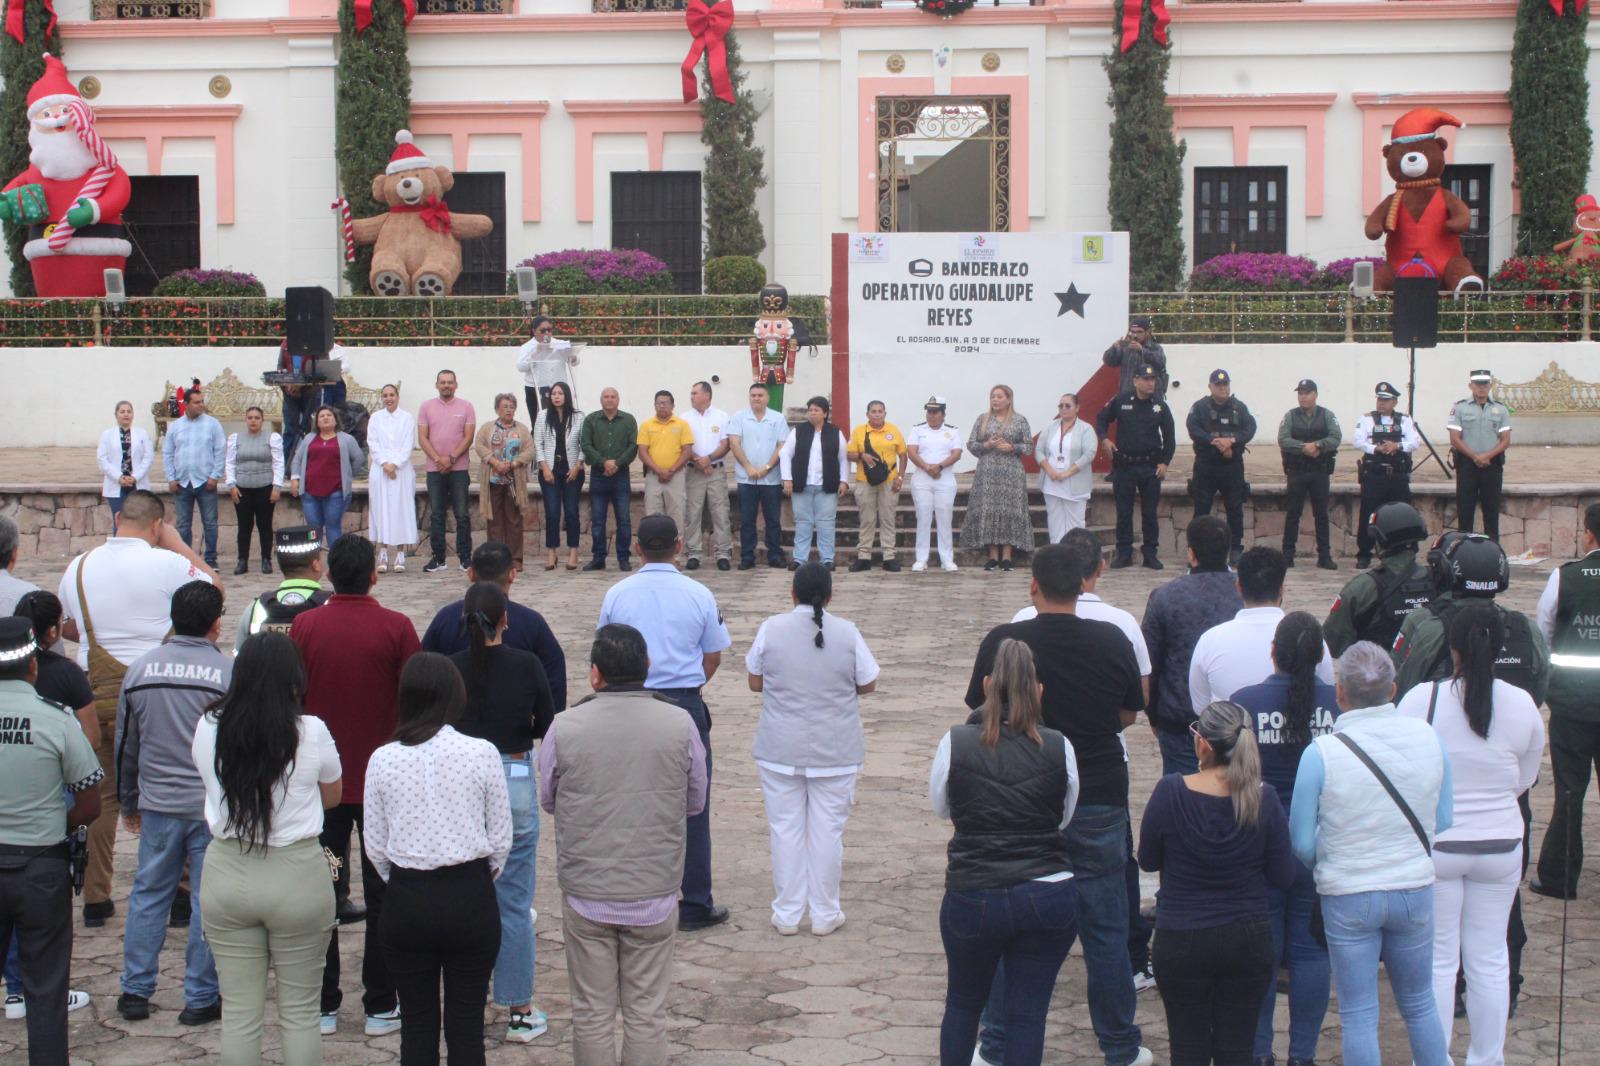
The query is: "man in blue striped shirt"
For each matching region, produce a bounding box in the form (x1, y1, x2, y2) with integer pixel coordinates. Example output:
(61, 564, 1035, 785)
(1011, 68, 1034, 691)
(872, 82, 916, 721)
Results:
(162, 389, 226, 568)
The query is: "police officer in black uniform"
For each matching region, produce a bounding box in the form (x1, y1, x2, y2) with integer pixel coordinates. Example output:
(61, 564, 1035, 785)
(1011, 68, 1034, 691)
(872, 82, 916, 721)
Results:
(1096, 362, 1176, 570)
(1186, 368, 1257, 567)
(1352, 381, 1420, 569)
(0, 616, 104, 1066)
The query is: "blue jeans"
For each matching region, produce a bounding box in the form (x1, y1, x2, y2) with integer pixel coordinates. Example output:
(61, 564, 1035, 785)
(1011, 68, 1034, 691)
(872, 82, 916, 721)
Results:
(540, 462, 584, 550)
(108, 485, 133, 533)
(173, 484, 219, 565)
(737, 482, 784, 565)
(1254, 860, 1330, 1061)
(300, 492, 349, 550)
(1322, 887, 1448, 1066)
(588, 469, 631, 564)
(1156, 727, 1199, 776)
(941, 880, 1078, 1066)
(3, 936, 18, 994)
(120, 811, 218, 1007)
(493, 754, 539, 1007)
(654, 688, 715, 920)
(980, 804, 1140, 1066)
(792, 485, 838, 564)
(426, 469, 472, 564)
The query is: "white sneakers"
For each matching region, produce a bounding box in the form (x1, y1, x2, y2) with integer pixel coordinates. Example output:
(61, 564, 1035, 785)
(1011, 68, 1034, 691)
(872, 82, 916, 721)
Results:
(377, 549, 389, 573)
(319, 1011, 337, 1035)
(364, 1007, 401, 1036)
(912, 560, 928, 572)
(1126, 1047, 1156, 1066)
(911, 559, 959, 572)
(505, 1008, 549, 1043)
(811, 914, 846, 937)
(1132, 966, 1157, 993)
(772, 918, 801, 936)
(393, 551, 406, 573)
(941, 560, 959, 572)
(4, 989, 90, 1019)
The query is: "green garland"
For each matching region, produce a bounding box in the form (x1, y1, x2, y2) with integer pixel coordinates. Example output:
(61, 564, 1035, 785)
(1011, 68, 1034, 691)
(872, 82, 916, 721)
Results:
(1103, 0, 1185, 291)
(0, 4, 63, 296)
(700, 28, 767, 263)
(916, 0, 977, 15)
(335, 0, 413, 295)
(1509, 0, 1591, 257)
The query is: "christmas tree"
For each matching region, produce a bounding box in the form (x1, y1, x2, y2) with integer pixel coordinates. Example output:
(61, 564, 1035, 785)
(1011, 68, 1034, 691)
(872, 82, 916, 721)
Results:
(336, 0, 413, 294)
(1104, 0, 1185, 291)
(1510, 0, 1591, 256)
(700, 31, 767, 262)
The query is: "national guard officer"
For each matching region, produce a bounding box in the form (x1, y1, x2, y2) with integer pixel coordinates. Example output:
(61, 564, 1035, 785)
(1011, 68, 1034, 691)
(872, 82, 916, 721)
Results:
(1277, 378, 1341, 570)
(0, 616, 104, 1065)
(1096, 362, 1176, 569)
(1185, 368, 1256, 567)
(1533, 502, 1600, 900)
(1352, 381, 1420, 569)
(234, 526, 330, 646)
(1324, 501, 1434, 657)
(1448, 368, 1512, 542)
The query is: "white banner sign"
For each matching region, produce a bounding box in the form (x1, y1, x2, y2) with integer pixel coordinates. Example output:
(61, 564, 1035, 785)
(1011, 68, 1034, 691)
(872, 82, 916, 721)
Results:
(846, 231, 1130, 358)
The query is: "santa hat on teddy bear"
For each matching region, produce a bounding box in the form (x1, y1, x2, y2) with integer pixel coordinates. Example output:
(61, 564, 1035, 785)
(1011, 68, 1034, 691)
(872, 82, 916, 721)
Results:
(386, 130, 435, 175)
(1389, 107, 1463, 145)
(26, 54, 81, 119)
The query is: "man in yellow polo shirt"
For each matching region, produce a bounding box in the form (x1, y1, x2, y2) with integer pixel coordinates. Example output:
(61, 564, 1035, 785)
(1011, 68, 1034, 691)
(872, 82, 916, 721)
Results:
(847, 400, 908, 572)
(637, 389, 695, 535)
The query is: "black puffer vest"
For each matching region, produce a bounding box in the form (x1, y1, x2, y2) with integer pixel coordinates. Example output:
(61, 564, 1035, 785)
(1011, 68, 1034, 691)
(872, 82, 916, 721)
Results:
(946, 722, 1071, 890)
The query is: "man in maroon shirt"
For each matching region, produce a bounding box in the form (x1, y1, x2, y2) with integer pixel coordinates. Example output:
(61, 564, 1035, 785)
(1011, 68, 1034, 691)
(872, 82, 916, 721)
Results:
(290, 534, 420, 1036)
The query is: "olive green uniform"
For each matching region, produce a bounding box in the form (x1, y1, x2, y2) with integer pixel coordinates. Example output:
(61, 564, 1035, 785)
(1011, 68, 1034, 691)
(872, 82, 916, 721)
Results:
(1392, 592, 1551, 703)
(1324, 547, 1422, 657)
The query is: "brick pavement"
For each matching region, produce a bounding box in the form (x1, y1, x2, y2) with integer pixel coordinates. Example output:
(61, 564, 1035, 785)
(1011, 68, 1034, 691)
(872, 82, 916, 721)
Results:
(1, 549, 1596, 1064)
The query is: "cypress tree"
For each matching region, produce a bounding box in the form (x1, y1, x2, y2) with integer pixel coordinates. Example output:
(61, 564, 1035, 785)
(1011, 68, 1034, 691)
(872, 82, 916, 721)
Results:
(1104, 0, 1185, 291)
(1509, 0, 1591, 256)
(0, 5, 62, 296)
(335, 0, 412, 294)
(700, 29, 767, 262)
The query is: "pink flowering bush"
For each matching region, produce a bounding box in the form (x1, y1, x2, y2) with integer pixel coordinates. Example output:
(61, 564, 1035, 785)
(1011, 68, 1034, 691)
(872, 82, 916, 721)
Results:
(509, 249, 674, 295)
(1188, 253, 1322, 292)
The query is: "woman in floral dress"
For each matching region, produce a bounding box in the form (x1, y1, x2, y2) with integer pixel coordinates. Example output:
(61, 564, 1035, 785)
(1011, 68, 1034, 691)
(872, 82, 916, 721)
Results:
(960, 384, 1035, 571)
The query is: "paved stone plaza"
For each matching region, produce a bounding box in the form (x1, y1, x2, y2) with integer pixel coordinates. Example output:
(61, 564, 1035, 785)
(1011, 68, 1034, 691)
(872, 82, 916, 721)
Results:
(1, 549, 1596, 1064)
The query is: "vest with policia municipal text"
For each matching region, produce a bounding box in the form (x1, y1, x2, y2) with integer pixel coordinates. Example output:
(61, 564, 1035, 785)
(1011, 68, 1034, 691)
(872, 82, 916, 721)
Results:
(1284, 407, 1336, 474)
(1549, 554, 1600, 708)
(1423, 599, 1541, 701)
(1364, 412, 1412, 476)
(1358, 561, 1435, 650)
(249, 584, 331, 636)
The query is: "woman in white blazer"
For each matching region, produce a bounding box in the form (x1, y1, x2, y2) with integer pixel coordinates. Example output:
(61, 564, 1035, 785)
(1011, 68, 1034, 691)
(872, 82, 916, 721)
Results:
(97, 400, 154, 530)
(1034, 393, 1098, 544)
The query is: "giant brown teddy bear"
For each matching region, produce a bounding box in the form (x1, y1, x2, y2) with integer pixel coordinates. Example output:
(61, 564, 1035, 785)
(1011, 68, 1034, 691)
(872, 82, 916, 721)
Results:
(352, 130, 492, 296)
(1363, 107, 1484, 293)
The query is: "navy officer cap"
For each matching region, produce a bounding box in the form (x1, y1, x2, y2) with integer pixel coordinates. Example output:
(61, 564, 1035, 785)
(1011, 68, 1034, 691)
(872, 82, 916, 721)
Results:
(1374, 381, 1401, 400)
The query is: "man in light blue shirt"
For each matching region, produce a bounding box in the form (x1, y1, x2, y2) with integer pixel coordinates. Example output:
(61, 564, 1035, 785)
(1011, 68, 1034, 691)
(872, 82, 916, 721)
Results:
(596, 514, 732, 931)
(726, 383, 790, 570)
(161, 389, 226, 568)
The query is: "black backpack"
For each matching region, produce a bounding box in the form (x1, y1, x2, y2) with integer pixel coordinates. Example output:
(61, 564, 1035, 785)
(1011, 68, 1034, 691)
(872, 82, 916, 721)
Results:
(1422, 599, 1541, 700)
(1357, 560, 1435, 651)
(252, 587, 331, 636)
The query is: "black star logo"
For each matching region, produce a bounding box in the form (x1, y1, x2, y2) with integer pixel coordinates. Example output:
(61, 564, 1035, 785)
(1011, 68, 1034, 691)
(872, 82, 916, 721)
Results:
(1055, 283, 1090, 318)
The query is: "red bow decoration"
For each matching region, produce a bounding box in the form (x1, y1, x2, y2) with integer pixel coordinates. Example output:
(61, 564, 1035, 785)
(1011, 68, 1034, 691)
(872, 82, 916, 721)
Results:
(1548, 0, 1588, 14)
(354, 0, 416, 35)
(5, 0, 58, 44)
(393, 195, 452, 235)
(1118, 0, 1171, 53)
(682, 0, 736, 105)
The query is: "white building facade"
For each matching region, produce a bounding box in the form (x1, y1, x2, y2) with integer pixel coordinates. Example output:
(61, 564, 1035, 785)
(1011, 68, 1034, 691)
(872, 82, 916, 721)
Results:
(7, 0, 1598, 298)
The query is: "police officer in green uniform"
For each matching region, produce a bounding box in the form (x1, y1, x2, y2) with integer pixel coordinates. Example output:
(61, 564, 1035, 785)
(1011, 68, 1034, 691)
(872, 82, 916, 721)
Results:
(1324, 501, 1434, 657)
(234, 525, 330, 647)
(1277, 378, 1341, 570)
(1533, 502, 1600, 899)
(1447, 368, 1512, 542)
(0, 616, 103, 1066)
(1185, 368, 1256, 567)
(1391, 532, 1551, 703)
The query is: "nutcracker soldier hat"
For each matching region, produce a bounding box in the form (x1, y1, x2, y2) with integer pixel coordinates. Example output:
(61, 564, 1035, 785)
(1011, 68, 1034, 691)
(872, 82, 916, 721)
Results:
(758, 283, 790, 317)
(26, 54, 80, 119)
(1388, 108, 1462, 145)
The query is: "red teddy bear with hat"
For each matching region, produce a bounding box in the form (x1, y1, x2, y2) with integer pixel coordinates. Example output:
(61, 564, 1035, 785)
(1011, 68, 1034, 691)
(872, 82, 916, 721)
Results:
(1362, 107, 1483, 294)
(0, 54, 131, 297)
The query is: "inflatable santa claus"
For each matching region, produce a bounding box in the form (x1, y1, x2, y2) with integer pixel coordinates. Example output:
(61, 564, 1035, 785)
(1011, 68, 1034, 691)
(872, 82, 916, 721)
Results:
(0, 55, 130, 297)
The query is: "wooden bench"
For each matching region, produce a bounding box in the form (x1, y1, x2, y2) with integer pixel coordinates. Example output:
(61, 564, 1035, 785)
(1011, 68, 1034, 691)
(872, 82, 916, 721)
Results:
(151, 368, 391, 440)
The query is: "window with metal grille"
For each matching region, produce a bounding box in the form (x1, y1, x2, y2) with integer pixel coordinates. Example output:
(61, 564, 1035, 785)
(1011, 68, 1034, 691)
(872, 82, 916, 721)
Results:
(1193, 166, 1288, 264)
(592, 0, 686, 11)
(443, 172, 508, 296)
(92, 1, 210, 18)
(611, 172, 703, 294)
(1442, 164, 1492, 279)
(123, 175, 200, 296)
(417, 0, 510, 12)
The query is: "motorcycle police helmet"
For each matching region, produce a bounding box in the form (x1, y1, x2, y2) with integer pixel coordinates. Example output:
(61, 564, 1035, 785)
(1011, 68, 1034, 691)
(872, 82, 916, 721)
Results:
(1371, 502, 1428, 553)
(1433, 532, 1510, 597)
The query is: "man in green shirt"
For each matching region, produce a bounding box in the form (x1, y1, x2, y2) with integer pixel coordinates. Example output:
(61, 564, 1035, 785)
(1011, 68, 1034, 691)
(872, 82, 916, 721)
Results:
(235, 526, 330, 646)
(580, 386, 639, 572)
(1277, 378, 1342, 569)
(1324, 502, 1433, 657)
(1447, 368, 1512, 542)
(0, 615, 104, 1063)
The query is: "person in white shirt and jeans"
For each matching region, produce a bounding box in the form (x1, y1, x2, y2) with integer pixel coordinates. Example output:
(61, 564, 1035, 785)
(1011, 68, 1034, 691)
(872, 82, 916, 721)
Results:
(681, 381, 733, 571)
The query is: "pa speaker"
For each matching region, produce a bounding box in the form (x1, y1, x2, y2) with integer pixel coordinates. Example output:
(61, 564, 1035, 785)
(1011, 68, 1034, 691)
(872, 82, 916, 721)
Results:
(285, 285, 335, 358)
(1350, 260, 1375, 299)
(102, 268, 126, 306)
(1391, 276, 1439, 349)
(514, 266, 538, 304)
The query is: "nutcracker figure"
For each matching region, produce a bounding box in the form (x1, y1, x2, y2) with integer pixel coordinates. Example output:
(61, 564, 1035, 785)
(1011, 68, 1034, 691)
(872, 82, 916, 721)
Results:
(749, 282, 798, 414)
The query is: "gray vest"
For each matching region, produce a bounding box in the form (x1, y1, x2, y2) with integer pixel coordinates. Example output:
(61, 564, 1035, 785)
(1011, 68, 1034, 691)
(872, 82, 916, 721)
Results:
(750, 609, 867, 768)
(551, 689, 693, 902)
(233, 430, 274, 489)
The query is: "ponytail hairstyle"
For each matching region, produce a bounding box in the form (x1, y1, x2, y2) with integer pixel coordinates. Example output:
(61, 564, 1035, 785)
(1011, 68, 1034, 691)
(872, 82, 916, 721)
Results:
(979, 638, 1043, 750)
(792, 562, 831, 648)
(462, 581, 508, 710)
(1270, 611, 1326, 748)
(1449, 600, 1504, 740)
(1195, 700, 1263, 827)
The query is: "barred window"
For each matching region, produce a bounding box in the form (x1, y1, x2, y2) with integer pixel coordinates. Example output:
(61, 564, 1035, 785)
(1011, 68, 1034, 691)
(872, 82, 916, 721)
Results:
(92, 1, 211, 18)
